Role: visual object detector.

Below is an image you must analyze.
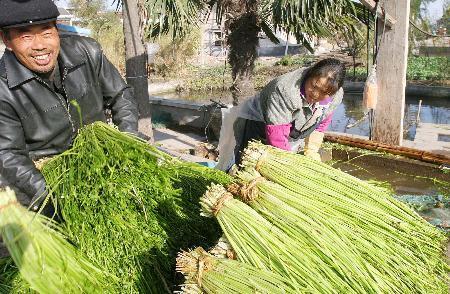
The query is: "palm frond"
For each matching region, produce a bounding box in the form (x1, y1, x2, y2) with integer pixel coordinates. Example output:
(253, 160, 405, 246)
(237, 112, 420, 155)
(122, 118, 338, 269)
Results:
(259, 0, 364, 52)
(146, 0, 209, 39)
(145, 0, 366, 56)
(260, 20, 280, 44)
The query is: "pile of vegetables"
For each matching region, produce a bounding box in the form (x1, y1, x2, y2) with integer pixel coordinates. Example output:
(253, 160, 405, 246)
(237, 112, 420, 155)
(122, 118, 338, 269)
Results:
(1, 122, 232, 293)
(0, 188, 111, 293)
(1, 126, 448, 293)
(190, 141, 448, 293)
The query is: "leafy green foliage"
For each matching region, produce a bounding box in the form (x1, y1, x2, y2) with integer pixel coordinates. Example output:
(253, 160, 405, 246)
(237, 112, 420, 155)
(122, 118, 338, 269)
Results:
(268, 0, 365, 50)
(0, 258, 33, 293)
(159, 54, 448, 95)
(38, 122, 231, 293)
(146, 0, 365, 53)
(145, 0, 206, 39)
(177, 65, 231, 92)
(345, 57, 449, 82)
(407, 56, 450, 81)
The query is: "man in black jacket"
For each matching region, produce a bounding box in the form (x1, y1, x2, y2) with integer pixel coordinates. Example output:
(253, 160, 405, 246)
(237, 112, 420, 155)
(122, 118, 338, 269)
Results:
(0, 0, 139, 211)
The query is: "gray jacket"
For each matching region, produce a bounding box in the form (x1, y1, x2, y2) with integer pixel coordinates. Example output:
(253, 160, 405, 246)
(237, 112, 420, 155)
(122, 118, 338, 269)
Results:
(0, 35, 138, 206)
(240, 67, 343, 137)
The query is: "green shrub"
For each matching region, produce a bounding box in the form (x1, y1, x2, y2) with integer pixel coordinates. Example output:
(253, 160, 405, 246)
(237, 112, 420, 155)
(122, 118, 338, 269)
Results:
(69, 0, 125, 73)
(407, 56, 449, 81)
(275, 55, 315, 67)
(152, 30, 201, 78)
(180, 65, 232, 92)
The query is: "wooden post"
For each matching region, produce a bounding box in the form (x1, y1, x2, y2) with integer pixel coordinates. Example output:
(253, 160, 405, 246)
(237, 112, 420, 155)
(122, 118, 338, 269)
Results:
(122, 0, 154, 142)
(359, 0, 396, 28)
(372, 0, 410, 145)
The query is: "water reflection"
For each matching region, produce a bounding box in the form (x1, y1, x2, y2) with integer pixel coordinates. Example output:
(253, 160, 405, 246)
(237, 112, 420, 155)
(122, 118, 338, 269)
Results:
(156, 90, 450, 140)
(333, 93, 450, 140)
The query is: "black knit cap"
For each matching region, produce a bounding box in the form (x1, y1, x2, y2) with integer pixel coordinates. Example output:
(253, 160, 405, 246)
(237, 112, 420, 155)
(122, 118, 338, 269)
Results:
(0, 0, 60, 29)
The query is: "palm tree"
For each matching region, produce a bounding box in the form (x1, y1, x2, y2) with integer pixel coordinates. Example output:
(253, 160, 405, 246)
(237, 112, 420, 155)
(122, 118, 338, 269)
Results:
(147, 0, 365, 104)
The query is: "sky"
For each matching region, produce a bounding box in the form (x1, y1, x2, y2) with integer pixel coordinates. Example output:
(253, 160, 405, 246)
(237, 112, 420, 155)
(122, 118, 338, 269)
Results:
(425, 0, 447, 23)
(55, 0, 118, 10)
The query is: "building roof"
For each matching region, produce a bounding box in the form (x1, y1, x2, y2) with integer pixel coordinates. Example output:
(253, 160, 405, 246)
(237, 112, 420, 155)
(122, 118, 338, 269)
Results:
(57, 7, 72, 17)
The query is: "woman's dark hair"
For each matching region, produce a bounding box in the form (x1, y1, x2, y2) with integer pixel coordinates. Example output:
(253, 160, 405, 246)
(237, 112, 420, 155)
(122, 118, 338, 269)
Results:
(306, 58, 346, 94)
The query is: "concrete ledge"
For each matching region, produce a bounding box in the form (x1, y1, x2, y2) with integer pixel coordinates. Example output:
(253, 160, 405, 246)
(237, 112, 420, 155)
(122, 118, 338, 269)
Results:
(150, 96, 205, 111)
(405, 84, 450, 98)
(148, 80, 450, 99)
(149, 96, 216, 131)
(343, 81, 450, 98)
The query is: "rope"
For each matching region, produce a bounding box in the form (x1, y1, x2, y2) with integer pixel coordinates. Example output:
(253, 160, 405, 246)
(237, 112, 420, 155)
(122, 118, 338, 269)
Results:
(226, 183, 241, 195)
(239, 177, 266, 203)
(368, 1, 387, 140)
(197, 256, 205, 287)
(346, 113, 369, 129)
(33, 157, 52, 171)
(409, 19, 450, 38)
(373, 0, 380, 65)
(226, 249, 236, 260)
(197, 250, 214, 287)
(366, 8, 370, 77)
(212, 192, 234, 216)
(373, 3, 387, 65)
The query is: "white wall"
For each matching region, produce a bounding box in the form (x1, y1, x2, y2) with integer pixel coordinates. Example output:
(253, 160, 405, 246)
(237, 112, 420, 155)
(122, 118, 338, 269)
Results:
(0, 42, 5, 58)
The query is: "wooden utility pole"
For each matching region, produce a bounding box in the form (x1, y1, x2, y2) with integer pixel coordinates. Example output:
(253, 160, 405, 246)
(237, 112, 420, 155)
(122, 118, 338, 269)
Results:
(372, 0, 410, 145)
(359, 0, 396, 28)
(122, 0, 154, 142)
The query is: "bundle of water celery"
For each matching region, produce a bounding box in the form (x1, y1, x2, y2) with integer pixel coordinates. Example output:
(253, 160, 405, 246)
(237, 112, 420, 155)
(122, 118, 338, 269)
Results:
(176, 247, 297, 294)
(0, 188, 111, 293)
(195, 141, 448, 293)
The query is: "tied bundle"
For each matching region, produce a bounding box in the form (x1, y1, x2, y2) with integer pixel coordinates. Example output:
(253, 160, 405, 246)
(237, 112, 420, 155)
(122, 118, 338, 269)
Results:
(230, 169, 377, 293)
(201, 184, 321, 292)
(0, 188, 111, 293)
(233, 141, 448, 293)
(176, 247, 296, 294)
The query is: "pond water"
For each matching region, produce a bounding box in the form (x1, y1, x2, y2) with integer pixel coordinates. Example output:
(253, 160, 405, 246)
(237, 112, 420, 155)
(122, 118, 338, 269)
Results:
(332, 93, 450, 141)
(331, 153, 450, 231)
(157, 90, 450, 141)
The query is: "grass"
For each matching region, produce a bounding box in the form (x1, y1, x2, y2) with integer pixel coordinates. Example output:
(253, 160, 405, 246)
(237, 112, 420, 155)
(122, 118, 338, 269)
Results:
(167, 55, 449, 94)
(337, 56, 449, 82)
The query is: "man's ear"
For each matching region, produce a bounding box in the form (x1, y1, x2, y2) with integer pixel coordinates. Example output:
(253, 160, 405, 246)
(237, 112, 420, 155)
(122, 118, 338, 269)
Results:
(0, 31, 12, 51)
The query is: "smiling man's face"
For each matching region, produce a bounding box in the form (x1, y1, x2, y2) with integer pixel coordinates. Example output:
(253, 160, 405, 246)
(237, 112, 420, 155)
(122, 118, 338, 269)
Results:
(1, 22, 60, 74)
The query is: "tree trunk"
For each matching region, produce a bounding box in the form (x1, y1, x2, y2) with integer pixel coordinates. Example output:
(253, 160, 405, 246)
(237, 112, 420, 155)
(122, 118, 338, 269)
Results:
(372, 0, 410, 145)
(226, 0, 260, 105)
(122, 0, 154, 142)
